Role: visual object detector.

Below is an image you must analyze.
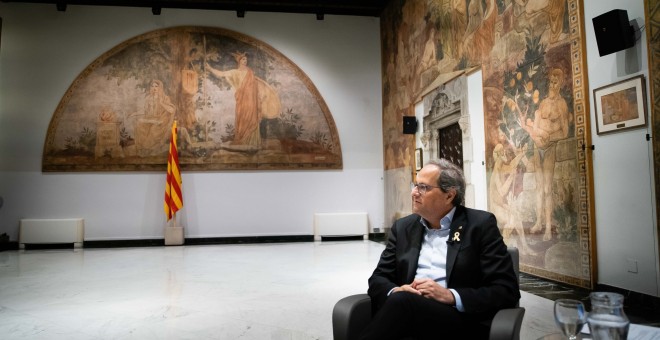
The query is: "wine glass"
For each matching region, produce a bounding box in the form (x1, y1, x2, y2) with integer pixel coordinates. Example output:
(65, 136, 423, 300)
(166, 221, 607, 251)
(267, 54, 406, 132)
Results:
(554, 299, 587, 339)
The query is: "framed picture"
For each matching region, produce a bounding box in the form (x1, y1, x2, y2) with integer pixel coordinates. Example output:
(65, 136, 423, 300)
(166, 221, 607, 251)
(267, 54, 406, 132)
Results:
(593, 75, 648, 135)
(415, 148, 423, 171)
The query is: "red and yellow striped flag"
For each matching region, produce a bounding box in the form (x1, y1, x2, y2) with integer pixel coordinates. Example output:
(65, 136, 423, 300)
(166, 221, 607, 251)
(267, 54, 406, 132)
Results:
(164, 121, 183, 221)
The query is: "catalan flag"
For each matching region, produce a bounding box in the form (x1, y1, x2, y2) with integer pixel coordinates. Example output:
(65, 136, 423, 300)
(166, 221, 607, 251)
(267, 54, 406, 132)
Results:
(164, 121, 183, 221)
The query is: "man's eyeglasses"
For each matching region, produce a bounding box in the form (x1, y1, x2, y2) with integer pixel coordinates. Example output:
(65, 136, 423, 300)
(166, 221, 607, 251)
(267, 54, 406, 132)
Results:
(411, 182, 441, 195)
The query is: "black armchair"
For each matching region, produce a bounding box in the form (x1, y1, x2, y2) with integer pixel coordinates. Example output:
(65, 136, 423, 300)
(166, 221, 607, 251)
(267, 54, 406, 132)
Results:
(332, 247, 525, 340)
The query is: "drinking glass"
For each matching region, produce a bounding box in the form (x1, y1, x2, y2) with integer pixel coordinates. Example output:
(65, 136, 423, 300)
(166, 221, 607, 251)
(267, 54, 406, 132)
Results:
(554, 299, 587, 340)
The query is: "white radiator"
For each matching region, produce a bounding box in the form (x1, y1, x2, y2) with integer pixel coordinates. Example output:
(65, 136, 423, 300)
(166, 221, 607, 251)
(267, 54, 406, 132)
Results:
(313, 212, 368, 241)
(19, 218, 84, 249)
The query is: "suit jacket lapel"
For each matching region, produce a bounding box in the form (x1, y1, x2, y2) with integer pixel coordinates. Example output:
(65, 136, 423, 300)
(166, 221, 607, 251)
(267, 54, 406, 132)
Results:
(446, 206, 466, 284)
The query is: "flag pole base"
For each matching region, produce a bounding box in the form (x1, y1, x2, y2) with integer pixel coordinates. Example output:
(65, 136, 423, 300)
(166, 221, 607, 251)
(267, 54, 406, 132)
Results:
(164, 225, 185, 246)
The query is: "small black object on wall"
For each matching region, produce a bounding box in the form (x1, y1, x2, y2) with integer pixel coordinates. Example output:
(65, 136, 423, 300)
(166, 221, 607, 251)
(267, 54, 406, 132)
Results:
(403, 116, 417, 134)
(592, 9, 635, 57)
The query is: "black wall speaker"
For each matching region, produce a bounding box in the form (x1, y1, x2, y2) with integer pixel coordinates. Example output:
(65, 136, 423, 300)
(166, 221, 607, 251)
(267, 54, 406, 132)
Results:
(403, 116, 417, 134)
(592, 9, 635, 57)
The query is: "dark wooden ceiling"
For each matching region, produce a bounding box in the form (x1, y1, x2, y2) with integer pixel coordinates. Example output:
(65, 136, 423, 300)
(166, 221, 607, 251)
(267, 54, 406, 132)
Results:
(0, 0, 391, 17)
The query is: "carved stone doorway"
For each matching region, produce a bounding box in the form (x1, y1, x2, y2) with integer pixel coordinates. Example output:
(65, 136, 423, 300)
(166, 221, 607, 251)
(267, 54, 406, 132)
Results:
(421, 75, 476, 206)
(421, 81, 465, 170)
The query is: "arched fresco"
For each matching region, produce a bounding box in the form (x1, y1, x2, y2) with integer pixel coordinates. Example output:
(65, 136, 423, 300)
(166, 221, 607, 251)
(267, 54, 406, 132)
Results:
(43, 26, 342, 171)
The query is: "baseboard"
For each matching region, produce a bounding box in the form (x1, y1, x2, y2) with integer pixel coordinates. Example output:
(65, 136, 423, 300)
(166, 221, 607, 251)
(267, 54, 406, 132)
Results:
(82, 235, 315, 248)
(0, 233, 387, 251)
(84, 239, 165, 248)
(369, 232, 387, 243)
(185, 235, 314, 245)
(319, 235, 364, 241)
(0, 241, 19, 251)
(594, 283, 660, 311)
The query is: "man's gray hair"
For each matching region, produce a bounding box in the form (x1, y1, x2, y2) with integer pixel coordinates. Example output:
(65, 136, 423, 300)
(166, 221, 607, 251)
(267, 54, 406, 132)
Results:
(426, 158, 465, 206)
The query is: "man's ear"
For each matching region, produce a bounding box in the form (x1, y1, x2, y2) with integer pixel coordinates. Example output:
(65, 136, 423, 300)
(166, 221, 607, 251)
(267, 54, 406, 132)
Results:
(446, 188, 456, 203)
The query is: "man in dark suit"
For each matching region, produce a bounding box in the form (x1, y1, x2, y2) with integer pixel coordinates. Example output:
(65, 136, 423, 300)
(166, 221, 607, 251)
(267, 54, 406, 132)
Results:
(360, 159, 520, 340)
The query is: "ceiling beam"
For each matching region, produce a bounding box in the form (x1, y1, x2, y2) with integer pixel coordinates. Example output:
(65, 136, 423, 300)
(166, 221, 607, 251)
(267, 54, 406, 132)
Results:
(0, 0, 389, 17)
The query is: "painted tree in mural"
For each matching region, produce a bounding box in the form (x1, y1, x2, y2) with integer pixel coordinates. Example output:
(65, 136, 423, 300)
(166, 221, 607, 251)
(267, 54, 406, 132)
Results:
(99, 31, 201, 157)
(43, 27, 342, 171)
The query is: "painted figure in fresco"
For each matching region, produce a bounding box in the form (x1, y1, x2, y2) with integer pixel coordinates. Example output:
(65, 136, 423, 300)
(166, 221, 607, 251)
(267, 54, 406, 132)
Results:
(135, 79, 176, 157)
(449, 0, 468, 60)
(462, 0, 497, 64)
(419, 27, 437, 72)
(416, 26, 439, 93)
(207, 51, 281, 149)
(513, 0, 566, 43)
(489, 138, 536, 255)
(520, 68, 569, 241)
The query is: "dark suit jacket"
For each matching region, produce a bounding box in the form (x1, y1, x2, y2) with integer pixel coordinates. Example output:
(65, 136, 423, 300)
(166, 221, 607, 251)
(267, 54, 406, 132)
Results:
(367, 205, 520, 323)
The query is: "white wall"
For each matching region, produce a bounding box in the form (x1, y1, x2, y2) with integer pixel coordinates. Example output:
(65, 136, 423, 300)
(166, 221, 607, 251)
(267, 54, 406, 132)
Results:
(585, 0, 659, 296)
(466, 70, 487, 211)
(0, 4, 384, 240)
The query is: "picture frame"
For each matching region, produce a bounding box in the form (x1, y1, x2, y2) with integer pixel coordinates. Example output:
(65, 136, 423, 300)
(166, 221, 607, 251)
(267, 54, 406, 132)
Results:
(415, 148, 423, 171)
(593, 75, 648, 135)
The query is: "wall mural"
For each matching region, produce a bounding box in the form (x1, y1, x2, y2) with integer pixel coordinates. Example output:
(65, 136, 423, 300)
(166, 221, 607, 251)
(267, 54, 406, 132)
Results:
(381, 0, 593, 288)
(43, 26, 342, 171)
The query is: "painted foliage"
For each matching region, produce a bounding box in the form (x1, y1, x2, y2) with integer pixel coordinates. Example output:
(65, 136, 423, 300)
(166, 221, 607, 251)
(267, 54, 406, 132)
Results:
(381, 0, 592, 288)
(43, 26, 342, 171)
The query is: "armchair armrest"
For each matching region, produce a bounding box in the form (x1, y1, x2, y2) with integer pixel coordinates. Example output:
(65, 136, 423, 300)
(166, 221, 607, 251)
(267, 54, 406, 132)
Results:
(489, 307, 525, 340)
(332, 293, 372, 340)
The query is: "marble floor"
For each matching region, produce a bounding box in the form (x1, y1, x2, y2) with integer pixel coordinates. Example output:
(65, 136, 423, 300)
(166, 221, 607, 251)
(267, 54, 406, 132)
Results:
(0, 240, 656, 339)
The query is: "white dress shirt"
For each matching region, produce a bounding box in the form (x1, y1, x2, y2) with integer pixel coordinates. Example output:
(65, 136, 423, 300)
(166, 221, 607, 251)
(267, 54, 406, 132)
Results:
(416, 207, 465, 311)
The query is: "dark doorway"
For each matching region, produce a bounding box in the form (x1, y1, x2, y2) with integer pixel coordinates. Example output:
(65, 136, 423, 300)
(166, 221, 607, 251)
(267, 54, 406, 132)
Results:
(437, 122, 463, 168)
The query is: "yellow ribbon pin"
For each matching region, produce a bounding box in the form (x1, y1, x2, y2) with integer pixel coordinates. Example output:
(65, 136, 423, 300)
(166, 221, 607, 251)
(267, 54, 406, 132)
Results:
(452, 232, 460, 242)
